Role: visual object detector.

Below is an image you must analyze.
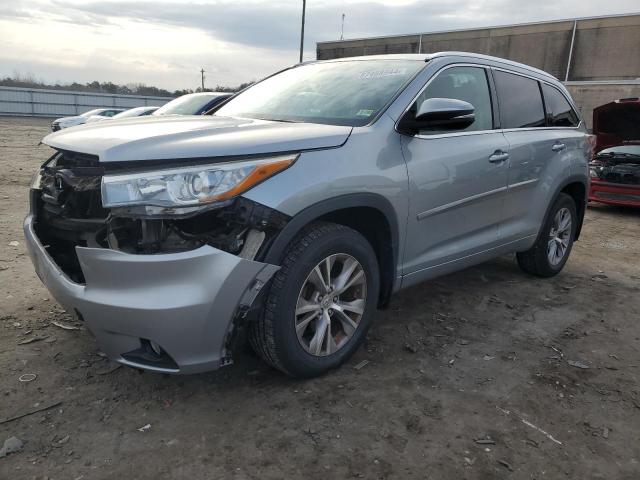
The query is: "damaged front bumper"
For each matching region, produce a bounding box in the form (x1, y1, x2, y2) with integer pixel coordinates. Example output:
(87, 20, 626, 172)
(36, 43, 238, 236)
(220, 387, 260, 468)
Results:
(24, 212, 278, 374)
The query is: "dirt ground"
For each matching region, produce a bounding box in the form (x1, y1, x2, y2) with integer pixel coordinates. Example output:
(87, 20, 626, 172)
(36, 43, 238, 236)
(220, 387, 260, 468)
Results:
(0, 116, 638, 480)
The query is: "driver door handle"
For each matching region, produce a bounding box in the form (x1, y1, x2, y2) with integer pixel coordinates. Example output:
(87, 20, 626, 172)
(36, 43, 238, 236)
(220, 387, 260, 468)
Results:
(552, 142, 566, 152)
(488, 150, 510, 163)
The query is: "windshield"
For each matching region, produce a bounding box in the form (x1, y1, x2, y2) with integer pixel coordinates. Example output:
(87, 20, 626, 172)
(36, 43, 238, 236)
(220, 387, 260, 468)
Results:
(154, 95, 217, 116)
(215, 60, 424, 126)
(598, 145, 640, 156)
(80, 109, 104, 117)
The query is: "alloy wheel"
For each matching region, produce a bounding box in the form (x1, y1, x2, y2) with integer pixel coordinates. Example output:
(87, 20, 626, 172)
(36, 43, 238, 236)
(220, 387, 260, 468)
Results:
(295, 253, 367, 356)
(547, 207, 572, 266)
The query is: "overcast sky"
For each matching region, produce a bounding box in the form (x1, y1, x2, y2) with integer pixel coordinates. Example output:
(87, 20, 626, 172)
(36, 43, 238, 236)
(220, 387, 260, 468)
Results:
(0, 0, 638, 90)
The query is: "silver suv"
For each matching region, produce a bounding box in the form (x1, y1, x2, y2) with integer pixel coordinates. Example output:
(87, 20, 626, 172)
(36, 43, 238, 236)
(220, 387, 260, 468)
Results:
(25, 53, 590, 377)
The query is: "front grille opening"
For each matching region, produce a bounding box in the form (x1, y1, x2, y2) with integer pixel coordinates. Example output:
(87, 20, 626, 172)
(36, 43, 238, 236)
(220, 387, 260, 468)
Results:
(33, 151, 108, 283)
(54, 150, 101, 169)
(34, 200, 107, 284)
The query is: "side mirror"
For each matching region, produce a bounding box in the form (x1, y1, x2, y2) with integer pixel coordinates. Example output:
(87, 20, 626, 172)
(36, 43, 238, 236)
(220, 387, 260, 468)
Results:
(400, 98, 476, 134)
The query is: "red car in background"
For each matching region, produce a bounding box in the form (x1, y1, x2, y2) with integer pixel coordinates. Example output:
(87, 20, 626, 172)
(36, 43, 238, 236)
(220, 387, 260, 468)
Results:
(589, 98, 640, 207)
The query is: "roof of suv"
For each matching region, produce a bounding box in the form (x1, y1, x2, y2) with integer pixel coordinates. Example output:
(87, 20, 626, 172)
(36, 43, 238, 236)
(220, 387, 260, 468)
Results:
(313, 52, 557, 81)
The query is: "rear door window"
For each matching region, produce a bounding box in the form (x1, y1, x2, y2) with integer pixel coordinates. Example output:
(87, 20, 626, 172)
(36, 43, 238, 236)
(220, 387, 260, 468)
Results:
(541, 84, 579, 127)
(494, 71, 545, 129)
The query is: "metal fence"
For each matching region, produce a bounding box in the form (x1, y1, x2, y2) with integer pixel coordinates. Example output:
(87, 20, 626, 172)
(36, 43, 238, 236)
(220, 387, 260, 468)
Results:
(0, 86, 173, 118)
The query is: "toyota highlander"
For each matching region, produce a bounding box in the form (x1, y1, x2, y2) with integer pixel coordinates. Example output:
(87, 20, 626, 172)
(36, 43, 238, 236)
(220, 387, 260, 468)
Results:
(25, 53, 591, 377)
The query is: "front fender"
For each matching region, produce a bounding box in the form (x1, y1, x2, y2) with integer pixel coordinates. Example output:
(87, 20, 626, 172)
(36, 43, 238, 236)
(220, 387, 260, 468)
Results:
(258, 193, 400, 269)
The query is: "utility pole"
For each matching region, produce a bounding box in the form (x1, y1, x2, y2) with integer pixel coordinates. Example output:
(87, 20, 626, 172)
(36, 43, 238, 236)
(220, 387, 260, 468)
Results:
(200, 68, 205, 91)
(340, 13, 345, 40)
(299, 0, 306, 63)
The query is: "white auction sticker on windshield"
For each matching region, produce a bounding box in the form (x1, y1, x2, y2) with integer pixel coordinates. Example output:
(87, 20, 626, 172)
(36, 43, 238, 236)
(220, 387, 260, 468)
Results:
(359, 68, 408, 80)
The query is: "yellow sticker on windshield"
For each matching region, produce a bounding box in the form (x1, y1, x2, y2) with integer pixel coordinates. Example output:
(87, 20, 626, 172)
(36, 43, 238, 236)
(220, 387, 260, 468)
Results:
(356, 109, 375, 117)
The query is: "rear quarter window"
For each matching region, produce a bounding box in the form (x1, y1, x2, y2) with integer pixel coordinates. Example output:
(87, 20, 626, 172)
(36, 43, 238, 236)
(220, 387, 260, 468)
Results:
(494, 71, 545, 129)
(541, 84, 580, 127)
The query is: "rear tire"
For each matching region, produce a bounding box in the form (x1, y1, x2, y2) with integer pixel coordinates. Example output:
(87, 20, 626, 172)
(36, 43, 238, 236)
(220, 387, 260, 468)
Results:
(249, 222, 379, 378)
(516, 193, 577, 277)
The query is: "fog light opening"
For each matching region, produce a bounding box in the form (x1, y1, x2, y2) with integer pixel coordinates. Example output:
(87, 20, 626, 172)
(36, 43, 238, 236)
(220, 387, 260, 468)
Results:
(149, 340, 163, 356)
(142, 338, 164, 357)
(123, 340, 179, 372)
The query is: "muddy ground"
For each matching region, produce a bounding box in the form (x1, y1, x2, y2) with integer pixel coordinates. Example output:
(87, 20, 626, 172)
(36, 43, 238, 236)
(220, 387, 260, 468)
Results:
(0, 116, 639, 479)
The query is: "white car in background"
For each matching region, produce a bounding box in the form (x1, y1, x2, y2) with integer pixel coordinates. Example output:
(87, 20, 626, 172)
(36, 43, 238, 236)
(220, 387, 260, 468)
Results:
(84, 106, 160, 124)
(50, 108, 125, 131)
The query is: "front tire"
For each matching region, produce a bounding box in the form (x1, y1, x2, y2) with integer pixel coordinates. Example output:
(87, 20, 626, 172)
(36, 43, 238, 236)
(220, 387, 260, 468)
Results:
(249, 222, 380, 378)
(516, 193, 577, 277)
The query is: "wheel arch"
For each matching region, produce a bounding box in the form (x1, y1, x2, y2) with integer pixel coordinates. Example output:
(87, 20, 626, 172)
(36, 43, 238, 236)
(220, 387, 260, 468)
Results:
(539, 176, 587, 242)
(558, 178, 587, 240)
(258, 193, 400, 308)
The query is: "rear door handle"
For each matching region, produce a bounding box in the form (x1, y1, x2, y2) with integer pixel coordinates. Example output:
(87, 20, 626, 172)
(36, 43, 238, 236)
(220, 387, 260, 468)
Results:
(488, 151, 510, 163)
(552, 142, 566, 152)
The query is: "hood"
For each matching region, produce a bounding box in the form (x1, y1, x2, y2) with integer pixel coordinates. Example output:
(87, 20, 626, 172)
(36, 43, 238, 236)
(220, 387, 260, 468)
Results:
(592, 98, 640, 152)
(42, 115, 352, 162)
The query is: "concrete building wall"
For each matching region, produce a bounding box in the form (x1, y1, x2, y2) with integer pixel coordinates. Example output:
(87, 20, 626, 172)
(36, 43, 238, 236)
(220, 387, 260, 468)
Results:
(566, 82, 640, 129)
(569, 16, 640, 80)
(317, 14, 640, 82)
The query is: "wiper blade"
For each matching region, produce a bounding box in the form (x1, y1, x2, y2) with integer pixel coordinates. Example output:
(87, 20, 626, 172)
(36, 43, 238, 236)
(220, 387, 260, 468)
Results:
(264, 117, 304, 124)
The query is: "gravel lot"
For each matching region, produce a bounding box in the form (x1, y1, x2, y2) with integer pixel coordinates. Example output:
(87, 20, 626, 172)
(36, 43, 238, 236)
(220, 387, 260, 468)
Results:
(1, 116, 639, 479)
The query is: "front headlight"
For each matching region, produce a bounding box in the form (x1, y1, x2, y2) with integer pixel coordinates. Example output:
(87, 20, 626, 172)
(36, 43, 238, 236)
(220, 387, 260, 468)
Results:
(101, 154, 298, 209)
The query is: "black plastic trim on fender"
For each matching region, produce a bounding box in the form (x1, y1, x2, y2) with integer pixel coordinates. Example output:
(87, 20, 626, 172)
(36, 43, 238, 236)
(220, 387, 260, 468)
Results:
(259, 193, 400, 307)
(538, 175, 588, 243)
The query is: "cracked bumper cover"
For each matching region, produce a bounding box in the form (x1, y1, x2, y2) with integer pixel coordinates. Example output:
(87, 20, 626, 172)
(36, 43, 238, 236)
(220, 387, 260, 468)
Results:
(24, 213, 279, 374)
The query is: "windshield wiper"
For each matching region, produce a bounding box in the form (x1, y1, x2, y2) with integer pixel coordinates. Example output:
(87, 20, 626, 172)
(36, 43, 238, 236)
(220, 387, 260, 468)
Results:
(263, 117, 305, 124)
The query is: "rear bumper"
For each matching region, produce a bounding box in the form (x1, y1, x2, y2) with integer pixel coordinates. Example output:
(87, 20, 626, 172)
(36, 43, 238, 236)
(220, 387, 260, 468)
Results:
(24, 212, 278, 374)
(589, 180, 640, 207)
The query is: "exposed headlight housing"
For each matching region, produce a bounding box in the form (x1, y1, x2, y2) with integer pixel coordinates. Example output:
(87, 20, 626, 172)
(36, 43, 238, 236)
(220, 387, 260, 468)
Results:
(101, 154, 298, 211)
(30, 169, 44, 190)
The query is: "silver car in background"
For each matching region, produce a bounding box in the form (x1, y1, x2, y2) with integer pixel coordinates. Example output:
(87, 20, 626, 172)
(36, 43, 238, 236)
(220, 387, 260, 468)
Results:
(84, 106, 159, 124)
(25, 53, 590, 377)
(50, 108, 125, 131)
